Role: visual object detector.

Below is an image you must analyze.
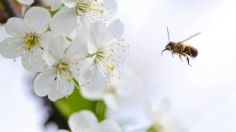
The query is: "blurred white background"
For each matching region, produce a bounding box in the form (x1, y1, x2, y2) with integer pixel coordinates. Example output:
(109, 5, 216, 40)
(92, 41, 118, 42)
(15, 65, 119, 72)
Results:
(1, 0, 236, 131)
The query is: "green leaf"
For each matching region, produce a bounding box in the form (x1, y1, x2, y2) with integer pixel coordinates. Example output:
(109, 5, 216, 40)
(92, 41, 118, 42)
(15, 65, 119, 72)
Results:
(146, 123, 162, 132)
(54, 87, 107, 121)
(95, 100, 106, 121)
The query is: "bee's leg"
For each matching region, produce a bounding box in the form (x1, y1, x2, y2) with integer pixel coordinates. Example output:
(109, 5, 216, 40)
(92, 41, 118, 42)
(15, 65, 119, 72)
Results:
(179, 55, 183, 62)
(172, 52, 174, 57)
(186, 57, 192, 66)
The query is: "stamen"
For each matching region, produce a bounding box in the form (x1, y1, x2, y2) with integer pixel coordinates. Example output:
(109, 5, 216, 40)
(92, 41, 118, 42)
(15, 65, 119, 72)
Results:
(76, 0, 92, 15)
(57, 61, 70, 73)
(24, 33, 40, 51)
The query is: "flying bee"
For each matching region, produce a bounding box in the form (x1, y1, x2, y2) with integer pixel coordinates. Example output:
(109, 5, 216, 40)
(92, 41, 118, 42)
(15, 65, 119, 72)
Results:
(161, 27, 200, 66)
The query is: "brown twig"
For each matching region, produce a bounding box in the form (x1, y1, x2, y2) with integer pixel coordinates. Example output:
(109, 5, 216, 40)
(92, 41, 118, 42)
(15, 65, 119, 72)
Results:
(32, 0, 43, 6)
(1, 0, 17, 17)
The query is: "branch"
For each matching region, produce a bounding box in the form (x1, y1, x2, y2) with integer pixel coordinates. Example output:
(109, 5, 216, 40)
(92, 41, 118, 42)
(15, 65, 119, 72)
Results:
(1, 0, 17, 17)
(32, 0, 43, 6)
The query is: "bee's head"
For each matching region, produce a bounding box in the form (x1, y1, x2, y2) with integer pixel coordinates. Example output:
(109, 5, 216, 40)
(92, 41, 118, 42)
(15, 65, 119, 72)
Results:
(162, 42, 175, 55)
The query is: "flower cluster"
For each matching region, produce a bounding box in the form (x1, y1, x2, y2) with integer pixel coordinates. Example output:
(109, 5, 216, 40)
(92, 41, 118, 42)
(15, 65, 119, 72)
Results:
(0, 0, 185, 131)
(1, 0, 127, 102)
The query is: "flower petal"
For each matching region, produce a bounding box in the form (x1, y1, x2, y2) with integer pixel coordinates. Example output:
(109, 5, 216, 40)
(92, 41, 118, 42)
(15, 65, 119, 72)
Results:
(43, 33, 69, 66)
(21, 47, 48, 72)
(34, 69, 74, 101)
(82, 64, 108, 92)
(5, 17, 28, 37)
(108, 19, 124, 38)
(24, 7, 51, 34)
(17, 0, 34, 5)
(34, 70, 55, 97)
(0, 38, 24, 59)
(102, 0, 117, 19)
(68, 110, 99, 132)
(50, 7, 77, 35)
(116, 68, 144, 96)
(88, 21, 112, 48)
(65, 32, 88, 61)
(48, 71, 74, 101)
(103, 94, 118, 110)
(99, 120, 122, 132)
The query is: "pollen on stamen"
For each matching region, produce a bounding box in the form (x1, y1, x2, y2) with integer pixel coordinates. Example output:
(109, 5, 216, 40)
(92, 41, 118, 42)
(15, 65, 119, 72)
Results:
(24, 33, 40, 51)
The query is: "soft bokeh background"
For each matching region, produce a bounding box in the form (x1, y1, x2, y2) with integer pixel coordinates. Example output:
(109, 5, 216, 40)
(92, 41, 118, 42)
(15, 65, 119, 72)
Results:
(1, 0, 236, 131)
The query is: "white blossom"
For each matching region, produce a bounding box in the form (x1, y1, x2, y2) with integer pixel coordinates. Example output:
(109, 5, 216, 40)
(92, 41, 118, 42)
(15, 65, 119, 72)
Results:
(34, 33, 82, 101)
(81, 68, 143, 110)
(143, 102, 186, 132)
(58, 110, 122, 132)
(0, 7, 51, 72)
(51, 0, 117, 35)
(73, 20, 128, 92)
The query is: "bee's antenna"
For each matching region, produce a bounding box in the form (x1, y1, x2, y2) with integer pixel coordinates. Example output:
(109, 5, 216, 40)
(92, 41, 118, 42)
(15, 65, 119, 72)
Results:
(167, 26, 171, 42)
(181, 32, 201, 43)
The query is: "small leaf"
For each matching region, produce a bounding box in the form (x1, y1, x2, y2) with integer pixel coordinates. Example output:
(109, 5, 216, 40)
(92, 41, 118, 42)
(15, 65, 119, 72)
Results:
(54, 87, 107, 121)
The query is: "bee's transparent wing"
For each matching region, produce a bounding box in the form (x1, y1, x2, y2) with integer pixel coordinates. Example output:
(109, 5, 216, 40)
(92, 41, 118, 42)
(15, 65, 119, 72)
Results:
(181, 32, 201, 43)
(167, 26, 171, 42)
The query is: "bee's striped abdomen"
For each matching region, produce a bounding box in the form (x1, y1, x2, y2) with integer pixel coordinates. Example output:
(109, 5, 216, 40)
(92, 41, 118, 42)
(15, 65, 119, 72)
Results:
(184, 46, 198, 58)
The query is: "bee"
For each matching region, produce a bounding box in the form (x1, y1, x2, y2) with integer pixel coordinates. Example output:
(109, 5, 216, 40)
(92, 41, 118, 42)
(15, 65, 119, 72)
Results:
(161, 27, 200, 66)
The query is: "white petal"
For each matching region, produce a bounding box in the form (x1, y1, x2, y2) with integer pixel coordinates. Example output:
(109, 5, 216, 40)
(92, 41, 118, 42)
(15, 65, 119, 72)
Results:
(80, 87, 104, 100)
(65, 34, 88, 61)
(50, 8, 77, 35)
(80, 65, 108, 100)
(89, 21, 112, 47)
(48, 71, 74, 101)
(34, 70, 56, 97)
(17, 0, 34, 5)
(48, 90, 65, 101)
(43, 34, 69, 66)
(34, 69, 74, 101)
(61, 0, 77, 8)
(102, 0, 117, 19)
(103, 0, 117, 13)
(99, 120, 122, 132)
(0, 38, 24, 59)
(82, 64, 108, 91)
(68, 110, 99, 132)
(5, 17, 28, 37)
(87, 43, 97, 55)
(116, 68, 144, 96)
(103, 94, 118, 110)
(22, 47, 48, 72)
(40, 31, 54, 47)
(24, 7, 51, 34)
(72, 58, 94, 88)
(108, 19, 124, 38)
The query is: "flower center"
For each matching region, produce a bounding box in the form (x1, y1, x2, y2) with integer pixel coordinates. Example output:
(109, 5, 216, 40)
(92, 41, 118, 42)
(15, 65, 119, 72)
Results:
(95, 50, 115, 72)
(24, 33, 40, 51)
(147, 122, 163, 132)
(76, 0, 92, 15)
(76, 0, 104, 16)
(56, 61, 70, 73)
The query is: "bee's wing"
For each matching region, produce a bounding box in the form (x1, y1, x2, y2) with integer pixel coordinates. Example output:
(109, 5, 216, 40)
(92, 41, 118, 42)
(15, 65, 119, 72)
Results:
(180, 32, 201, 43)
